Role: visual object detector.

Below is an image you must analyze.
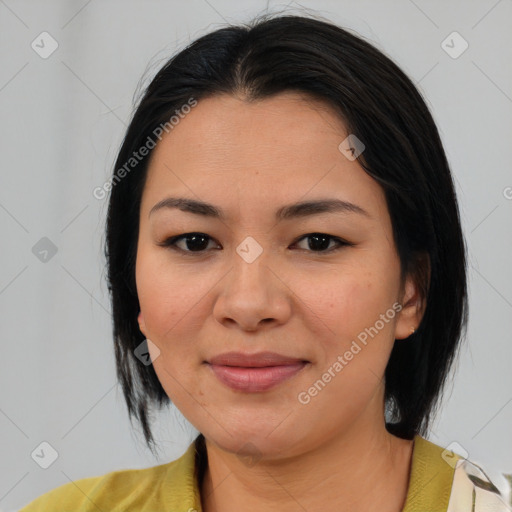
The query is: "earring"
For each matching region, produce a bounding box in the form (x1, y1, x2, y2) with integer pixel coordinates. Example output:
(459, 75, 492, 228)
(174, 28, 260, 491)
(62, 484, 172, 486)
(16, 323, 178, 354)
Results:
(410, 327, 416, 334)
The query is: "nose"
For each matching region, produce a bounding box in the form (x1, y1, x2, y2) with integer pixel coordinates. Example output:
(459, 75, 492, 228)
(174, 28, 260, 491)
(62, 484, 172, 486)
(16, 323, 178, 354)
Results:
(212, 246, 292, 332)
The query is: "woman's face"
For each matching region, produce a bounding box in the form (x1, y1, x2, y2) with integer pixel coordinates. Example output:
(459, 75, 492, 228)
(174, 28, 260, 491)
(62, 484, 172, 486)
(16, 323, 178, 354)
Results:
(136, 92, 421, 458)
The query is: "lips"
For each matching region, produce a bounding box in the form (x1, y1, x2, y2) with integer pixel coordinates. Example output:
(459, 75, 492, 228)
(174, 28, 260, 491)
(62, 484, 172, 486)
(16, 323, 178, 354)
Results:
(206, 351, 309, 392)
(208, 351, 307, 367)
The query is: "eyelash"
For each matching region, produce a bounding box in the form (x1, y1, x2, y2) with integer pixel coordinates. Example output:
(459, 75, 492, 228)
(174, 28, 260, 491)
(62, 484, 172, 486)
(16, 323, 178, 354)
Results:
(158, 232, 353, 255)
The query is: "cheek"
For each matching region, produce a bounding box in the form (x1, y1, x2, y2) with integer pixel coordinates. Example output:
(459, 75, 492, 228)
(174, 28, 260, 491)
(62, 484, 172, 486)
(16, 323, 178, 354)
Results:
(136, 254, 203, 403)
(306, 270, 392, 338)
(136, 265, 179, 336)
(299, 277, 397, 417)
(136, 250, 205, 340)
(303, 267, 399, 393)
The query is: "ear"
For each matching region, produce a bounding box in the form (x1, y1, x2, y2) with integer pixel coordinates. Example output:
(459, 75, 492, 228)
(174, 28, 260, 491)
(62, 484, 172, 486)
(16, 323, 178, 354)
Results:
(137, 311, 147, 336)
(394, 255, 430, 340)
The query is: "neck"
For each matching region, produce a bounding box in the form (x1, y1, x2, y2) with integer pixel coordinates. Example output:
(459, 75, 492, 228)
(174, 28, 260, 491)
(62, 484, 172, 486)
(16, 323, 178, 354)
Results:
(201, 418, 414, 512)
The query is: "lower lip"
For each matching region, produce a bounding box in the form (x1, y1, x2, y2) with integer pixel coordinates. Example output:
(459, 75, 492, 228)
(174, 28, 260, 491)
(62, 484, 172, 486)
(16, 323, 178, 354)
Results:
(208, 363, 307, 392)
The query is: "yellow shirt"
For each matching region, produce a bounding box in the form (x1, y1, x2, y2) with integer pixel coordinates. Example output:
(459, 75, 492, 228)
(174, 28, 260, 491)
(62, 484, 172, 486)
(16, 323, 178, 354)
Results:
(16, 434, 490, 511)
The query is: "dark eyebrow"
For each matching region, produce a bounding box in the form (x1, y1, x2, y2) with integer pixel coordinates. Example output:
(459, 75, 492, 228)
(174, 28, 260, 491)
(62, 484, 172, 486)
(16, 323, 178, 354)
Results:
(149, 197, 370, 220)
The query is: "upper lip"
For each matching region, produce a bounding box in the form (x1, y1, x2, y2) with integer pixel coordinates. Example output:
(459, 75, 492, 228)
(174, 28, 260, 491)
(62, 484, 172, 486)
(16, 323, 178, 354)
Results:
(207, 351, 307, 367)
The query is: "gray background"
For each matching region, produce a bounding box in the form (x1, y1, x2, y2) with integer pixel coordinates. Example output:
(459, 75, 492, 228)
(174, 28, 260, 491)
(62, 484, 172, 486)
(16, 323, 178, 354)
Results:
(1, 0, 511, 509)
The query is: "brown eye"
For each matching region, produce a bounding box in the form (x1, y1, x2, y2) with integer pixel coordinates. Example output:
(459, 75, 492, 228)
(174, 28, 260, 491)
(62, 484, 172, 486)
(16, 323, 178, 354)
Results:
(159, 232, 220, 253)
(292, 233, 352, 253)
(159, 232, 352, 256)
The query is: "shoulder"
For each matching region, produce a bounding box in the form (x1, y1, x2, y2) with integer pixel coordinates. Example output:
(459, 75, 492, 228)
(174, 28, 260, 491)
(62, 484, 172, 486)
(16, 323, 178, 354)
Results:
(407, 435, 511, 512)
(18, 463, 170, 511)
(447, 456, 512, 512)
(19, 440, 201, 511)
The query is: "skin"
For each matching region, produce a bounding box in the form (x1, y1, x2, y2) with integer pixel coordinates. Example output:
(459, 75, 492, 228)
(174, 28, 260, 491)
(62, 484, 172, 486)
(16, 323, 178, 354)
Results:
(136, 92, 427, 511)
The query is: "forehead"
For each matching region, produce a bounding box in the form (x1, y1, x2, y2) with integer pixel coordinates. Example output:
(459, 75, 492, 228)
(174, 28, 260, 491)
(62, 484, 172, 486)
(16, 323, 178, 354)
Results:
(150, 91, 347, 158)
(142, 92, 387, 222)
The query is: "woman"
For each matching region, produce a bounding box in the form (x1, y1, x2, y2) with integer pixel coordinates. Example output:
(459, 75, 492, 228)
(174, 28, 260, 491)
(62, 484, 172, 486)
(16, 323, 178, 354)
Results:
(21, 13, 510, 512)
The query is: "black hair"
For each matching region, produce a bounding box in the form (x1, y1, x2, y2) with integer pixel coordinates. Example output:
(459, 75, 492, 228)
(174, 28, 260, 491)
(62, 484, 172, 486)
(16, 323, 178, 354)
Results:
(105, 12, 468, 454)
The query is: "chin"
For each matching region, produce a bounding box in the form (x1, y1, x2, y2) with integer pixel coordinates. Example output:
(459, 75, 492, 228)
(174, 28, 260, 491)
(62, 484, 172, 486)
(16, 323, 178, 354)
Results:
(202, 421, 307, 462)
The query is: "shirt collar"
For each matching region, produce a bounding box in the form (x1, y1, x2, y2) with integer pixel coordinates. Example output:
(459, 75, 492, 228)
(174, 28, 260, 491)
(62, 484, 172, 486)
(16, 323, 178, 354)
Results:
(168, 433, 454, 511)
